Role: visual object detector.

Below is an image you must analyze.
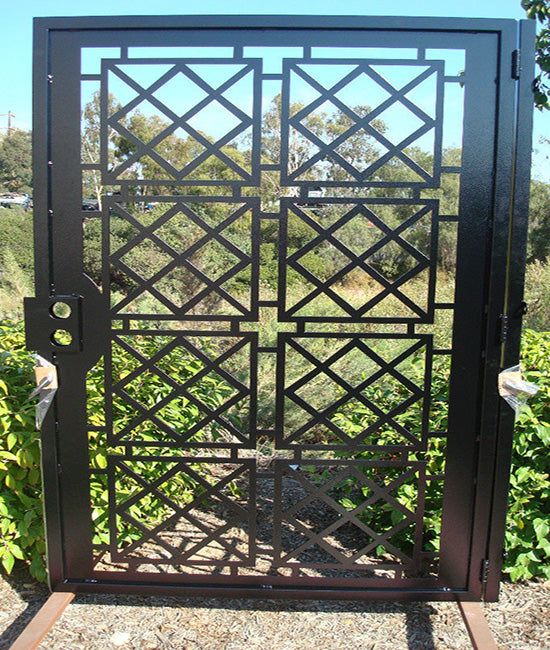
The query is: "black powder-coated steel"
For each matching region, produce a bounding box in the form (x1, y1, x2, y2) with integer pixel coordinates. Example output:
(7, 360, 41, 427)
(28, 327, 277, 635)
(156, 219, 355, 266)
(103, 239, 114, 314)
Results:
(25, 15, 535, 601)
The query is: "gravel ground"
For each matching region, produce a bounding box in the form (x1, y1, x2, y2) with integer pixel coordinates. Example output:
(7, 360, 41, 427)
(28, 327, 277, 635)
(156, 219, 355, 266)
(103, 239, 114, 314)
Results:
(0, 567, 548, 649)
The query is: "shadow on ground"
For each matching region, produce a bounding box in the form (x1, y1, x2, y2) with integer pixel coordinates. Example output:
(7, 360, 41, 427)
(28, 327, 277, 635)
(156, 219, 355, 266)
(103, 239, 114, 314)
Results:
(0, 567, 439, 650)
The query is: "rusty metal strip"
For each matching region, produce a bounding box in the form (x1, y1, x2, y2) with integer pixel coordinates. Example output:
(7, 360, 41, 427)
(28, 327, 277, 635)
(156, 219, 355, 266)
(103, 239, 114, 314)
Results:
(10, 591, 75, 650)
(458, 601, 498, 650)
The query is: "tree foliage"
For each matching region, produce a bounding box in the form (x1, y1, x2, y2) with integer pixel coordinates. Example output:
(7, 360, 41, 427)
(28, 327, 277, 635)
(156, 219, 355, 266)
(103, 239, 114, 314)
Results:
(527, 178, 550, 262)
(522, 0, 550, 109)
(0, 130, 32, 194)
(86, 91, 250, 197)
(81, 92, 121, 209)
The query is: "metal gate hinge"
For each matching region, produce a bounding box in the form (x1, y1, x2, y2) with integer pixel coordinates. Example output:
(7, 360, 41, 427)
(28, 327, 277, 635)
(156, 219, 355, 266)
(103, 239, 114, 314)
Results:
(514, 300, 528, 318)
(481, 558, 490, 584)
(511, 49, 521, 79)
(498, 314, 509, 344)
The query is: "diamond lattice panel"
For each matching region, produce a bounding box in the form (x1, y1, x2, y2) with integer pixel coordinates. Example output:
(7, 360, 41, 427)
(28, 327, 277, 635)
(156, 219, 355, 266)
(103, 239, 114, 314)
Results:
(280, 199, 437, 322)
(111, 458, 255, 566)
(102, 59, 261, 185)
(273, 460, 422, 573)
(107, 197, 259, 319)
(276, 334, 431, 451)
(281, 59, 443, 187)
(80, 35, 470, 588)
(108, 332, 257, 448)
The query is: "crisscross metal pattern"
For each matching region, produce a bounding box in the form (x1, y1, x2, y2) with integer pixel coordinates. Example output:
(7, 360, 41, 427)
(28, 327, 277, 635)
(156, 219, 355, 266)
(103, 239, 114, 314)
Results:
(107, 197, 260, 319)
(111, 458, 255, 565)
(30, 16, 533, 600)
(281, 59, 443, 187)
(108, 332, 257, 448)
(274, 460, 423, 571)
(102, 58, 262, 185)
(280, 199, 437, 321)
(276, 334, 431, 450)
(85, 39, 462, 583)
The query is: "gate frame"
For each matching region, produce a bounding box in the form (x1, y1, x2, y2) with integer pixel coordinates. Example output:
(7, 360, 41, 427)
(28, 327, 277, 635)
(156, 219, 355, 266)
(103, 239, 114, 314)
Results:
(28, 14, 535, 602)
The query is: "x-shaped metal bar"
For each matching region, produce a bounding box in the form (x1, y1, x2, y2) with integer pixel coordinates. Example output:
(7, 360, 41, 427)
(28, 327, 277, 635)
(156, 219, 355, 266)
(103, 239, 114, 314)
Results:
(106, 60, 257, 180)
(276, 463, 419, 565)
(285, 202, 434, 318)
(285, 61, 439, 182)
(110, 201, 255, 316)
(282, 336, 428, 446)
(115, 460, 251, 562)
(111, 334, 252, 444)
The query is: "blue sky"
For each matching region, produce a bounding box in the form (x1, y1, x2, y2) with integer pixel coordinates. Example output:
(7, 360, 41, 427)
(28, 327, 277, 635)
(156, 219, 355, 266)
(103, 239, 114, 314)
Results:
(0, 0, 548, 179)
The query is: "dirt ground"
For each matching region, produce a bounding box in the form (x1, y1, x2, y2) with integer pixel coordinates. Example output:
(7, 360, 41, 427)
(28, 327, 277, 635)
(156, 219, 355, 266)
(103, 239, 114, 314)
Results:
(0, 566, 548, 650)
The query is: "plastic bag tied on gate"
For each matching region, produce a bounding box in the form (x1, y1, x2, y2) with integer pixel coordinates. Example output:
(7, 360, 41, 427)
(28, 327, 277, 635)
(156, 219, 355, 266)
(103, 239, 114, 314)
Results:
(29, 355, 58, 429)
(498, 364, 539, 416)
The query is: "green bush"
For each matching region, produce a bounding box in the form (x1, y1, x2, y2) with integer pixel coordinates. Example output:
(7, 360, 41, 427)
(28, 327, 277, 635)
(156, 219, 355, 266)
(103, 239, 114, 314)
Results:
(524, 259, 550, 331)
(0, 319, 548, 583)
(0, 207, 34, 274)
(0, 321, 45, 581)
(0, 249, 32, 320)
(503, 329, 550, 581)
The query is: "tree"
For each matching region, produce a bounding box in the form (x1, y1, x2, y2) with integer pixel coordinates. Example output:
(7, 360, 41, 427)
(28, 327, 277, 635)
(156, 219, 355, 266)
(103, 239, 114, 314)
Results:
(527, 178, 550, 262)
(104, 104, 249, 197)
(81, 91, 121, 209)
(522, 0, 550, 109)
(257, 93, 389, 206)
(0, 130, 32, 193)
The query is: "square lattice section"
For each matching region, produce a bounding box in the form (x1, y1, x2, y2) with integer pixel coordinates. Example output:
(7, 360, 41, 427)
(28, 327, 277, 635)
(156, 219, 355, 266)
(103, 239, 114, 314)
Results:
(273, 460, 423, 572)
(276, 334, 432, 451)
(281, 58, 443, 188)
(110, 458, 255, 566)
(108, 332, 257, 448)
(106, 197, 260, 319)
(279, 199, 437, 322)
(101, 58, 261, 185)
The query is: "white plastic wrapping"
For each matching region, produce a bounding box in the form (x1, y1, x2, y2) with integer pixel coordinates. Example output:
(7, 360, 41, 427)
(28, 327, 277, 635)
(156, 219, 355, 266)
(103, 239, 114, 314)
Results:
(498, 364, 539, 416)
(29, 355, 58, 429)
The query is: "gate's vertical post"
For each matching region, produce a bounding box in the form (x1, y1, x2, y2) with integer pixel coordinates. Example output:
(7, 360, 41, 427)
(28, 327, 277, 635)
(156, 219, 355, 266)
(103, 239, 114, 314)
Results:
(47, 29, 95, 580)
(464, 20, 518, 601)
(483, 18, 536, 602)
(30, 19, 65, 589)
(437, 33, 499, 594)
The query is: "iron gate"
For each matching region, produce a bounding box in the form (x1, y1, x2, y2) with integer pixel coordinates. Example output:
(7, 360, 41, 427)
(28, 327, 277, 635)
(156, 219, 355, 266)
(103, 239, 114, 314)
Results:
(25, 15, 535, 601)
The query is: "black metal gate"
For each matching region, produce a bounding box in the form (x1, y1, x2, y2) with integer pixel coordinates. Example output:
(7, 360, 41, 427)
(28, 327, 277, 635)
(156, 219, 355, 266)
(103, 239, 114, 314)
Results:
(25, 15, 535, 601)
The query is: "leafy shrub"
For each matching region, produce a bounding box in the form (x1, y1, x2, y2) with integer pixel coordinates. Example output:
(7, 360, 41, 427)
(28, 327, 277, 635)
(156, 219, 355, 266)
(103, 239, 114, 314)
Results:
(0, 319, 548, 583)
(503, 329, 550, 581)
(524, 259, 550, 331)
(0, 249, 32, 320)
(527, 179, 550, 263)
(0, 321, 45, 581)
(0, 207, 34, 274)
